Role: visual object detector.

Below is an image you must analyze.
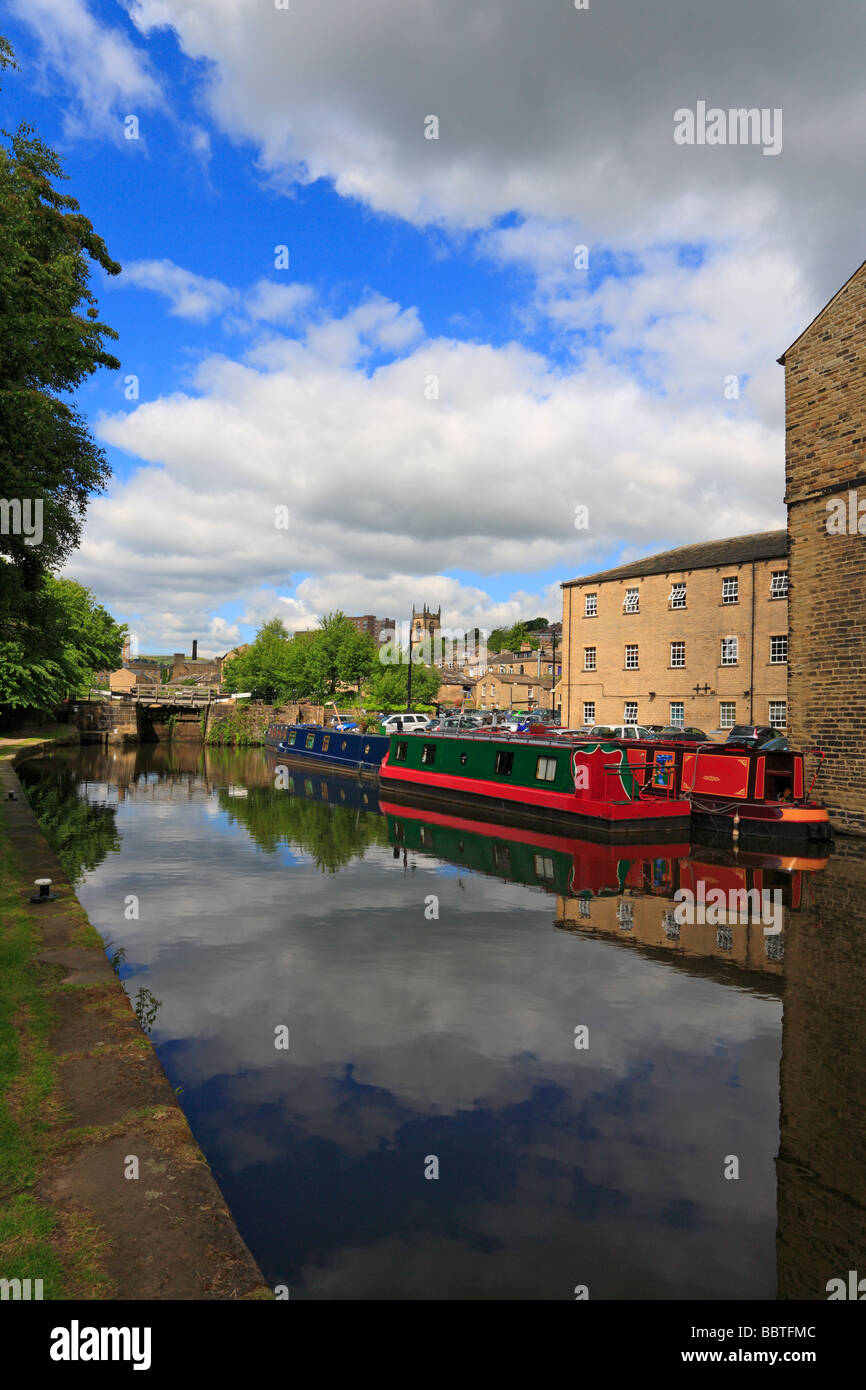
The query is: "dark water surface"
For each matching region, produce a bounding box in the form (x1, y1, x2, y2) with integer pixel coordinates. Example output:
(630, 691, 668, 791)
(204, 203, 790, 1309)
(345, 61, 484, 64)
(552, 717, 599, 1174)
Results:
(18, 744, 866, 1300)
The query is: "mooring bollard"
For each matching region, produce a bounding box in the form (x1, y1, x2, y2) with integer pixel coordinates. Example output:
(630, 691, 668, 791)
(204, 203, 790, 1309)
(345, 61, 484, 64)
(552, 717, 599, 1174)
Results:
(30, 878, 58, 904)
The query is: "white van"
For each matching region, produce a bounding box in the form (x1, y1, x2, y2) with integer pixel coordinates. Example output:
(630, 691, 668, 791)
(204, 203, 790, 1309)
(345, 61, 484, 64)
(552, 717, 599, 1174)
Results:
(379, 712, 430, 733)
(588, 724, 650, 741)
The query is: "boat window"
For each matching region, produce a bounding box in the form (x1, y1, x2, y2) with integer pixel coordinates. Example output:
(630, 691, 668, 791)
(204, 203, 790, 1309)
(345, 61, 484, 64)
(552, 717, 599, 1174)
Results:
(395, 742, 408, 761)
(305, 733, 316, 749)
(364, 743, 370, 755)
(288, 731, 297, 746)
(535, 755, 557, 781)
(533, 855, 555, 879)
(394, 822, 404, 841)
(321, 782, 328, 798)
(419, 826, 431, 846)
(421, 743, 437, 765)
(322, 734, 330, 751)
(341, 740, 347, 750)
(495, 750, 514, 775)
(304, 779, 313, 795)
(460, 752, 468, 765)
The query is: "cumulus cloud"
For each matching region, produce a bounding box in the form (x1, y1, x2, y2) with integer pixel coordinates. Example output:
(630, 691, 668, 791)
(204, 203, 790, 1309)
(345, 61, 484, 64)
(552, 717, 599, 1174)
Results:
(119, 258, 236, 320)
(123, 0, 866, 289)
(117, 259, 316, 330)
(10, 0, 164, 139)
(64, 291, 785, 653)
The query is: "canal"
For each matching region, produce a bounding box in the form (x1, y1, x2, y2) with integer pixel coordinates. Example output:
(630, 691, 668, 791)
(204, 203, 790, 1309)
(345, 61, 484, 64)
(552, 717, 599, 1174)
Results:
(17, 743, 866, 1301)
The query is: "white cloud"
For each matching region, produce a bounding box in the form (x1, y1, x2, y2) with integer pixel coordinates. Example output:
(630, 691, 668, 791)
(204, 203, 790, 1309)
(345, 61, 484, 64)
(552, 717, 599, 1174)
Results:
(116, 259, 316, 329)
(10, 0, 164, 139)
(123, 0, 866, 291)
(67, 292, 784, 651)
(119, 258, 236, 320)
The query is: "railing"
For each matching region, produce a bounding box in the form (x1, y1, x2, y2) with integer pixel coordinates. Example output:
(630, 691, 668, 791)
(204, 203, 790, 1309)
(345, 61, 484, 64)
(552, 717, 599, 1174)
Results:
(602, 752, 679, 803)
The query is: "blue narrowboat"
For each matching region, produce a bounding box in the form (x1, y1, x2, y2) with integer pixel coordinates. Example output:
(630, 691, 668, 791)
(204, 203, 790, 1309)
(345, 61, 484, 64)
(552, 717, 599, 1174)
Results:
(266, 723, 389, 777)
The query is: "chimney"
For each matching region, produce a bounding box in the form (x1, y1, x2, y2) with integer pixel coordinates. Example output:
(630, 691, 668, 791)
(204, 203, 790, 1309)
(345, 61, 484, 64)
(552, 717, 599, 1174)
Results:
(192, 639, 198, 661)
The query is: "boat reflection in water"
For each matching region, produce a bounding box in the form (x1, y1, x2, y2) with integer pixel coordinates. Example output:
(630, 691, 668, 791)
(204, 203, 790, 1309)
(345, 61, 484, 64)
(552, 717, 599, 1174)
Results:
(381, 797, 829, 985)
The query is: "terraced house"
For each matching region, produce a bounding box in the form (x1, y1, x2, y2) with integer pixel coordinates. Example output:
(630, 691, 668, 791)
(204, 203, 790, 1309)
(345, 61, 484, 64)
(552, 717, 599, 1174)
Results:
(560, 532, 789, 734)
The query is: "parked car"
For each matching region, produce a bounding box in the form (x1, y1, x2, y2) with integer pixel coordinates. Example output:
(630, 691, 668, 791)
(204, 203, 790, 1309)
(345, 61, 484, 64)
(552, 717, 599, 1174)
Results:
(588, 724, 651, 741)
(724, 724, 777, 747)
(434, 714, 483, 733)
(379, 712, 431, 734)
(529, 708, 561, 726)
(494, 712, 532, 733)
(645, 726, 713, 742)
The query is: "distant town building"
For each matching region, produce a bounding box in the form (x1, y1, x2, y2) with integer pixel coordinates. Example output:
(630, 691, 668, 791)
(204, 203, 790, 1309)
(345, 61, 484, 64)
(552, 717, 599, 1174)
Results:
(560, 532, 789, 732)
(474, 672, 554, 711)
(781, 256, 866, 834)
(347, 614, 396, 642)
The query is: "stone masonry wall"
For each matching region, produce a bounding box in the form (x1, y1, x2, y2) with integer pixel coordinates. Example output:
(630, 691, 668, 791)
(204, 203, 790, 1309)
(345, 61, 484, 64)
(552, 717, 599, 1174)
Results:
(784, 259, 866, 833)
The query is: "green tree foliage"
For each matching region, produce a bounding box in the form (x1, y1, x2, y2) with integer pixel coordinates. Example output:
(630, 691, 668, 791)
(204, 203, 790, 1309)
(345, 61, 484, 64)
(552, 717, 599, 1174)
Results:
(487, 621, 542, 653)
(223, 614, 377, 704)
(0, 576, 125, 711)
(304, 613, 377, 700)
(366, 656, 440, 710)
(0, 38, 122, 708)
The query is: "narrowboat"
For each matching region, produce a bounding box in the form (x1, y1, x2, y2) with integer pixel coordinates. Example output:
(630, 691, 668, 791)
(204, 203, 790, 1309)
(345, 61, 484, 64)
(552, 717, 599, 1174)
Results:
(267, 722, 389, 777)
(620, 737, 832, 844)
(379, 731, 692, 842)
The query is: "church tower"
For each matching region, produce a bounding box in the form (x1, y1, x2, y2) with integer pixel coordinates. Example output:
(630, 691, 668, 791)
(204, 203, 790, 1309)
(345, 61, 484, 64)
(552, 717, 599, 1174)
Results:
(410, 604, 442, 641)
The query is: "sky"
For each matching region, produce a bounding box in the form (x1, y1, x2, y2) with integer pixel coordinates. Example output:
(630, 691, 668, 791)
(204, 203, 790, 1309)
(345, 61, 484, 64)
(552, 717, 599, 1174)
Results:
(3, 0, 865, 655)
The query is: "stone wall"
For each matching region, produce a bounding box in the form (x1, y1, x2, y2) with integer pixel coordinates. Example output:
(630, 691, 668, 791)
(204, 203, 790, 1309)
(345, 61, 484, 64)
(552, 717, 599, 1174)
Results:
(205, 701, 336, 742)
(783, 258, 866, 833)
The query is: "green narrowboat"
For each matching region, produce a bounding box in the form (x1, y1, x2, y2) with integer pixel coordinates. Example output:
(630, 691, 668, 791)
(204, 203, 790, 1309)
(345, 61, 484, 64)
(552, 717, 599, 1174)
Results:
(379, 731, 691, 842)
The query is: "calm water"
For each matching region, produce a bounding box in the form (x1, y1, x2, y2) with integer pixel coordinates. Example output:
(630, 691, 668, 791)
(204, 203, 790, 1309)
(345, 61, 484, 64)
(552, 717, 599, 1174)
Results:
(19, 743, 866, 1300)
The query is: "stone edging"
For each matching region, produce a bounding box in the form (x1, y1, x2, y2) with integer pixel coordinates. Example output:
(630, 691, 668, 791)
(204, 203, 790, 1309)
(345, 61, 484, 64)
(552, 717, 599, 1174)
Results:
(1, 742, 270, 1300)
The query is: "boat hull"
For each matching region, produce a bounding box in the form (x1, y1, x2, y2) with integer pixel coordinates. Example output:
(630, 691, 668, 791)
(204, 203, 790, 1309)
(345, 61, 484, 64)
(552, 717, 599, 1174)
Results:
(380, 761, 691, 843)
(271, 725, 389, 777)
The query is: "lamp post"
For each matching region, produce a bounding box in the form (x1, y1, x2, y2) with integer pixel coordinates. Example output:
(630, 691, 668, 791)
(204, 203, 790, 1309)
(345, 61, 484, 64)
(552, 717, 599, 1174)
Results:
(406, 620, 414, 711)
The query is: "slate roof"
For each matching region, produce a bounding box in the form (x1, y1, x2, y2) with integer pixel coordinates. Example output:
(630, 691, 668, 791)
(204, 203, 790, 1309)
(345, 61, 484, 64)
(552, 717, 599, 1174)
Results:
(562, 530, 787, 589)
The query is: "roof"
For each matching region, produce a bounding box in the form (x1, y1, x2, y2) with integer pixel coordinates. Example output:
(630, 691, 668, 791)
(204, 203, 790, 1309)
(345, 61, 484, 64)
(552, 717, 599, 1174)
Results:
(480, 673, 553, 686)
(778, 257, 866, 364)
(561, 530, 788, 589)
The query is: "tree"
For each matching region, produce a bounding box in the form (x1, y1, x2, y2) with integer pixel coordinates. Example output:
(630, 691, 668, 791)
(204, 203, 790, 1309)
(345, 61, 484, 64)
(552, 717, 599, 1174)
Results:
(0, 576, 126, 711)
(367, 657, 440, 710)
(223, 619, 302, 703)
(488, 621, 538, 653)
(0, 38, 122, 697)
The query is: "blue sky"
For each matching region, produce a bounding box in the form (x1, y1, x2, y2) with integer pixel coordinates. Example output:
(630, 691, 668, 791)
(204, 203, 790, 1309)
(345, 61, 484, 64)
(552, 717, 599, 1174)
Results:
(3, 0, 864, 654)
